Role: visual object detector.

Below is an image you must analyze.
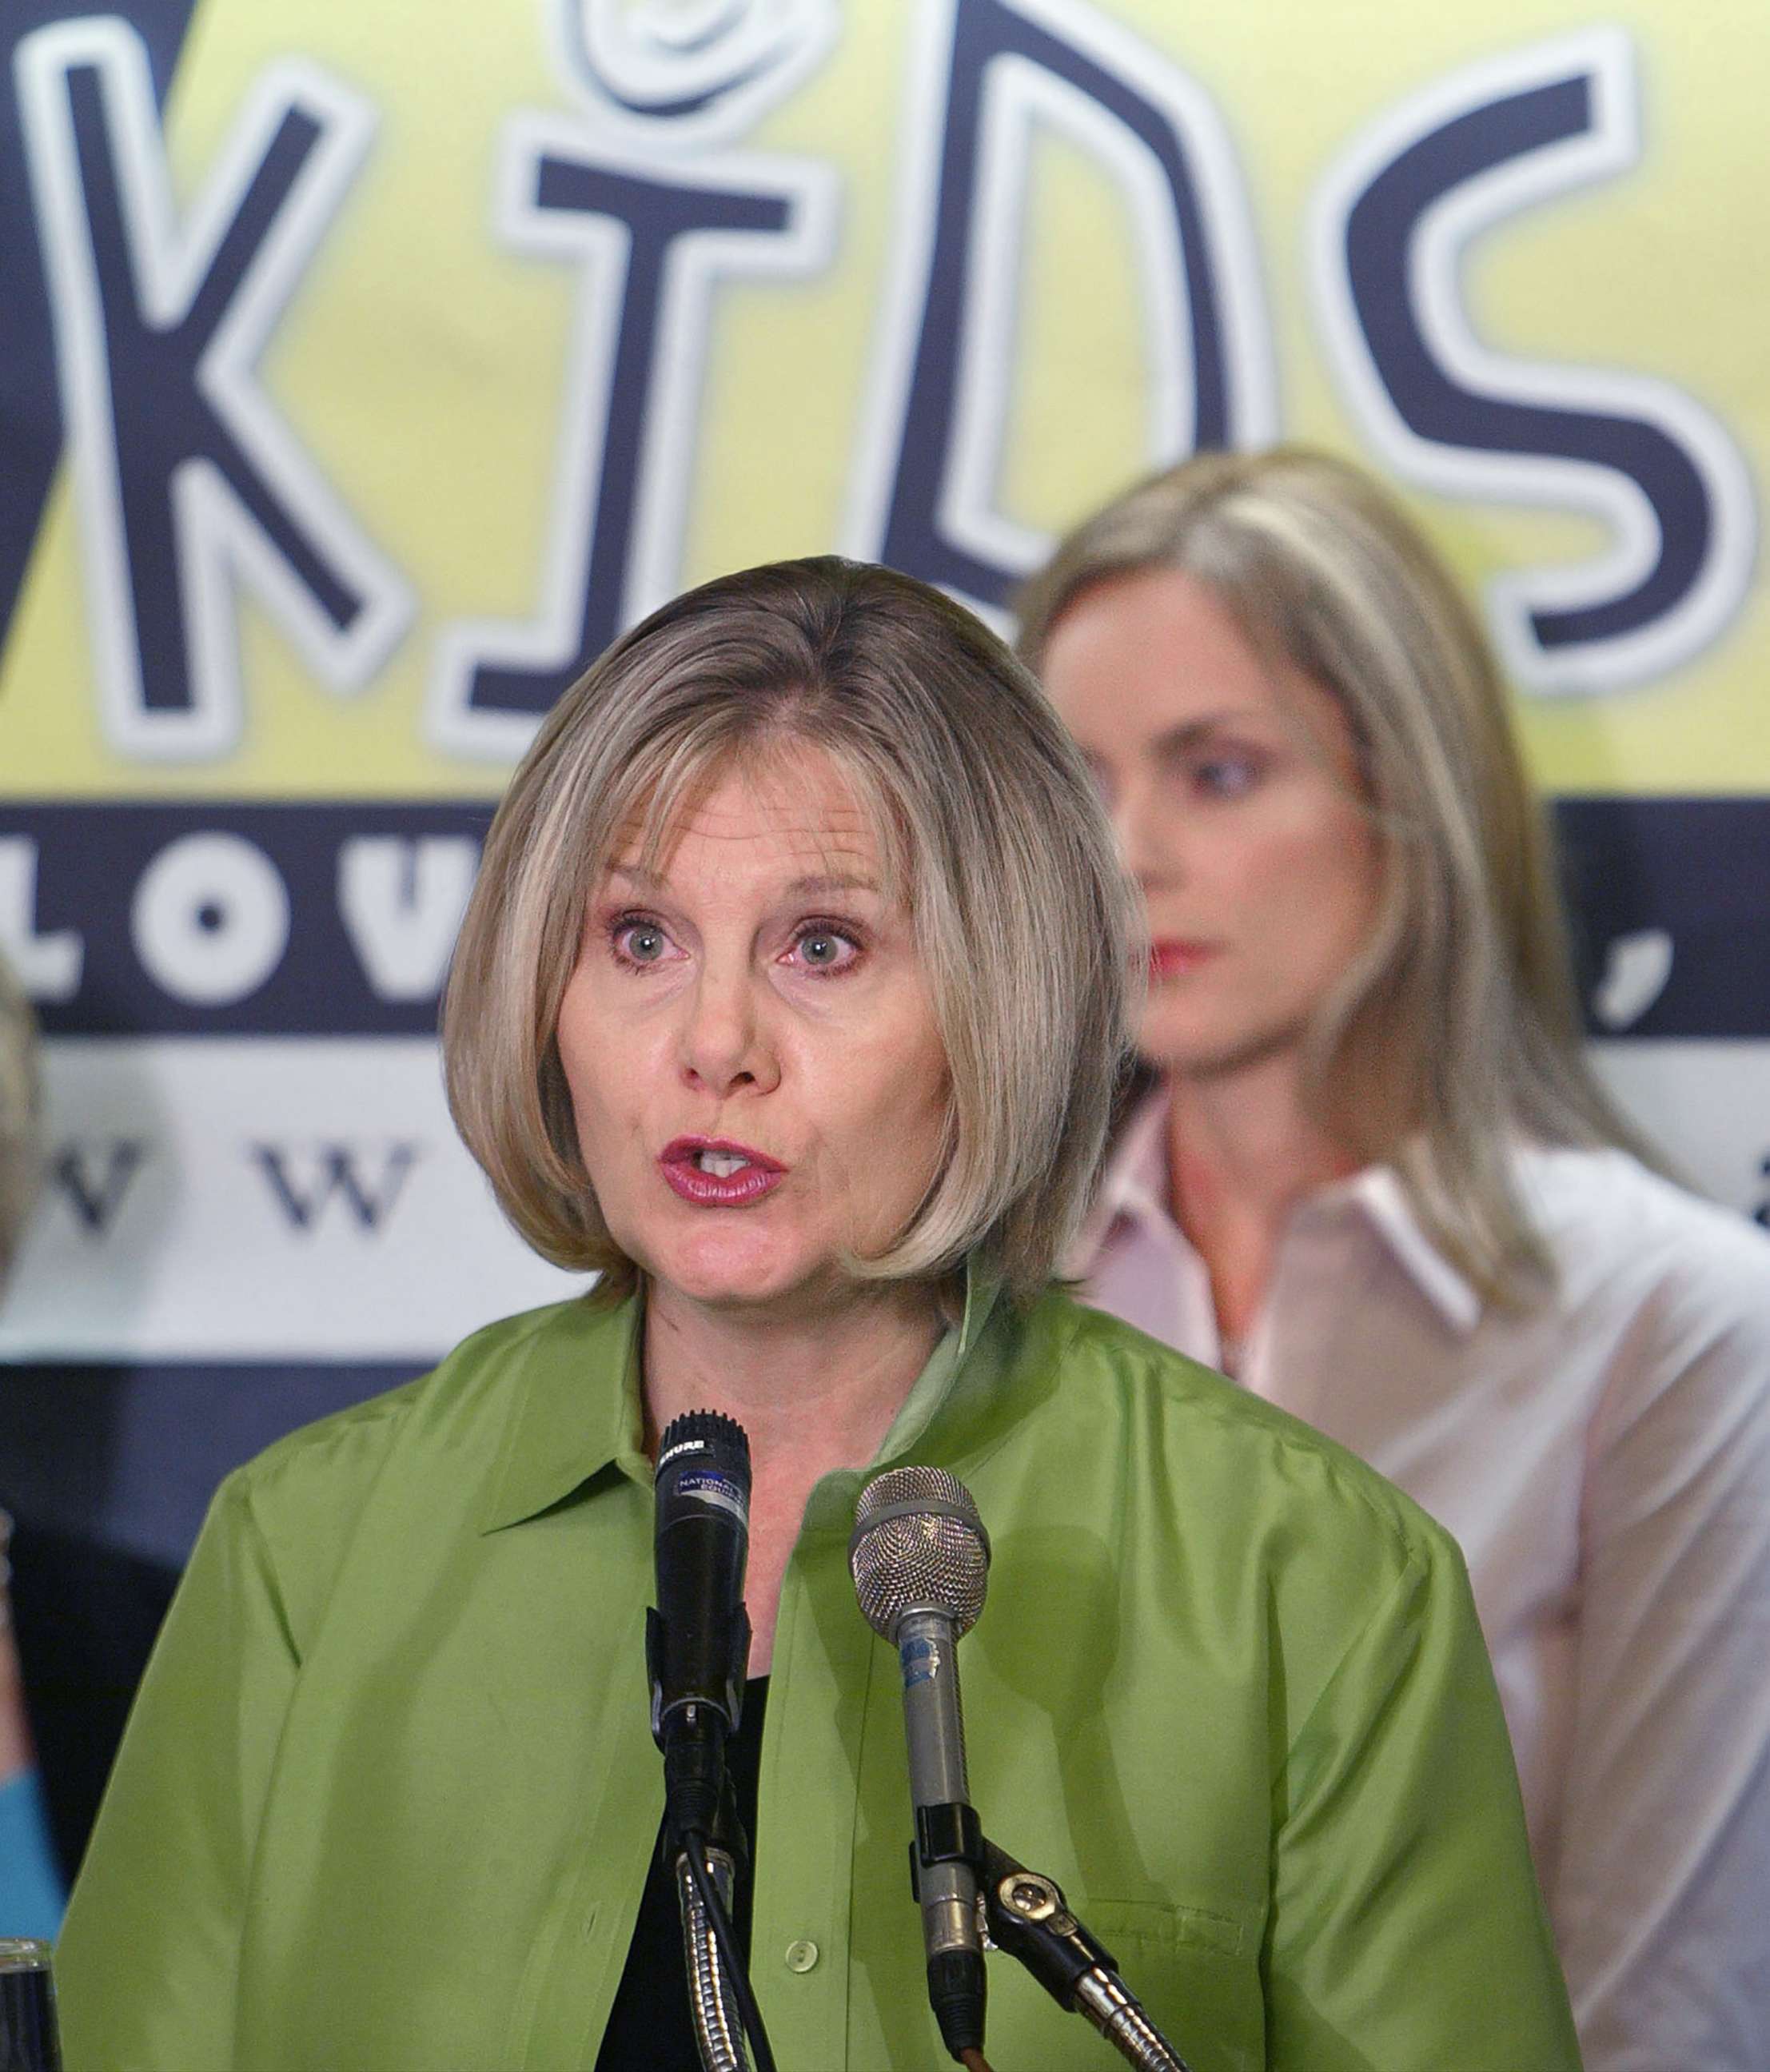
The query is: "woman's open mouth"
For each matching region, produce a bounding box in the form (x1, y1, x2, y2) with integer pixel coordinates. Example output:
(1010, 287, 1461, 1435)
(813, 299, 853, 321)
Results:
(658, 1136, 787, 1207)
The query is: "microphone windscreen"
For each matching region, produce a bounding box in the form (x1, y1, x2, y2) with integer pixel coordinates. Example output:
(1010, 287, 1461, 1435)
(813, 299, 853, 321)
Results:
(849, 1465, 990, 1641)
(656, 1409, 751, 1512)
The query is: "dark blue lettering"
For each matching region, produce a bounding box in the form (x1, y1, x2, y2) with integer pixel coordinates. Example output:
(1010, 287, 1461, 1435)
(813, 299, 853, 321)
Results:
(1344, 74, 1709, 654)
(462, 156, 791, 726)
(880, 0, 1243, 612)
(251, 1142, 420, 1233)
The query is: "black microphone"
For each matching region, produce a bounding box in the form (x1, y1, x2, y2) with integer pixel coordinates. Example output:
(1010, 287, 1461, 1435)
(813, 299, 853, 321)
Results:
(850, 1465, 992, 2063)
(0, 1941, 62, 2072)
(648, 1409, 753, 1839)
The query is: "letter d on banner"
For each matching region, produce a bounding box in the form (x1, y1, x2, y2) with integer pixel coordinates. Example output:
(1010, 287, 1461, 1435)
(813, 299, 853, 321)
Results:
(850, 0, 1274, 623)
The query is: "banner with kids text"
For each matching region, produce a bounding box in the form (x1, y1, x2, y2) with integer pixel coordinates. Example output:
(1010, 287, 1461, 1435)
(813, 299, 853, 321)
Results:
(2, 0, 1767, 1565)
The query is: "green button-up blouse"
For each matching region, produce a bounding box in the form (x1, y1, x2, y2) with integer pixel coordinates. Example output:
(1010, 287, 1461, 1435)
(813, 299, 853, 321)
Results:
(57, 1275, 1581, 2070)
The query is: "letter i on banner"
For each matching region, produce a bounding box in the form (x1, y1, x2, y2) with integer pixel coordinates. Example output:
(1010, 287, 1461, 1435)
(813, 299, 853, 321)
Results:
(428, 0, 839, 760)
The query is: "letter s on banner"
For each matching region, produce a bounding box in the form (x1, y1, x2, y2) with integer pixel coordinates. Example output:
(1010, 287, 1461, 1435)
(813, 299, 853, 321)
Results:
(1310, 26, 1755, 695)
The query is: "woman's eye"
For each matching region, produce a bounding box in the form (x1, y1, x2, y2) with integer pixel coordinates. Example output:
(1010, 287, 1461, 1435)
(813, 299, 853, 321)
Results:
(787, 926, 860, 974)
(613, 920, 673, 964)
(1191, 754, 1261, 799)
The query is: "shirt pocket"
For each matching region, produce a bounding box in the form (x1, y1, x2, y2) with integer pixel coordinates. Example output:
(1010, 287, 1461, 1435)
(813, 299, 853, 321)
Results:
(1083, 1893, 1253, 1962)
(1063, 1895, 1266, 2072)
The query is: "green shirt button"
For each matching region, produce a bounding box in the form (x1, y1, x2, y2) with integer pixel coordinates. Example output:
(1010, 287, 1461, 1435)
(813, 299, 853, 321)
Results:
(783, 1939, 819, 1974)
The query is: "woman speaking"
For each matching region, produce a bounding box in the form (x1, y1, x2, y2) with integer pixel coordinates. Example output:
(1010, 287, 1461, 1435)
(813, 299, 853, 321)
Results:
(58, 556, 1577, 2070)
(1020, 448, 1770, 2071)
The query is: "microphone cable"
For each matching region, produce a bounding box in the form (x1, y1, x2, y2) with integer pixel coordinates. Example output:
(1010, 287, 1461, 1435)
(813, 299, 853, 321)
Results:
(679, 1828, 779, 2072)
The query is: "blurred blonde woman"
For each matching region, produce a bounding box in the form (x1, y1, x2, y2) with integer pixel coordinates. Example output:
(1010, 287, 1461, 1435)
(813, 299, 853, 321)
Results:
(1020, 446, 1770, 2071)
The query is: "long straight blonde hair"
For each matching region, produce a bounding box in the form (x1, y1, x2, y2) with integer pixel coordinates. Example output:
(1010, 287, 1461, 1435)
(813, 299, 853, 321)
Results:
(1016, 446, 1658, 1306)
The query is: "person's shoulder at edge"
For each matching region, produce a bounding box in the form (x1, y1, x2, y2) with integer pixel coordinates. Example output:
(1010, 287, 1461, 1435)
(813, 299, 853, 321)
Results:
(1521, 1142, 1770, 1301)
(1520, 1146, 1770, 1421)
(193, 1294, 613, 1640)
(233, 1294, 604, 1492)
(1021, 1284, 1466, 1582)
(1015, 1289, 1500, 1789)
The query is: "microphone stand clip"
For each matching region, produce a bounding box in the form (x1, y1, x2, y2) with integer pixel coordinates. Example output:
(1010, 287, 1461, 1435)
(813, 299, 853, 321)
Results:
(907, 1798, 986, 1903)
(976, 1837, 1195, 2072)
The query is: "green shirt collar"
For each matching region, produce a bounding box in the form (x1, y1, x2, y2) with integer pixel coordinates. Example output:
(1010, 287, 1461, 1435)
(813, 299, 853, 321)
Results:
(479, 1262, 1006, 1535)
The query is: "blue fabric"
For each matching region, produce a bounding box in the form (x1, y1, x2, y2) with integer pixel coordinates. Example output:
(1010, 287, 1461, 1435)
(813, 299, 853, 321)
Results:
(0, 1767, 65, 1940)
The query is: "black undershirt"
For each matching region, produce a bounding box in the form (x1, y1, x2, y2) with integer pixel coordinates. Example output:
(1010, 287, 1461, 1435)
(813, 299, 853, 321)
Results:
(594, 1677, 770, 2071)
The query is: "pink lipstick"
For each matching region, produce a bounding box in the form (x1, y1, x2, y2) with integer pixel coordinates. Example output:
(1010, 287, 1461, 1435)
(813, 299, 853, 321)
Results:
(1148, 940, 1219, 982)
(658, 1136, 787, 1207)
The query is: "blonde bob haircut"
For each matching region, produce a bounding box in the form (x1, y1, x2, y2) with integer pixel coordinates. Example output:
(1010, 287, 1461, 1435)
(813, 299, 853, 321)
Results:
(1015, 445, 1656, 1307)
(444, 555, 1138, 1307)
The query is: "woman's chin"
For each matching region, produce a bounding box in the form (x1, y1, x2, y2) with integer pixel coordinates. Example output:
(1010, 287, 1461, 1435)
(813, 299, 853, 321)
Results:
(1138, 1006, 1242, 1077)
(1138, 999, 1304, 1082)
(642, 1228, 823, 1313)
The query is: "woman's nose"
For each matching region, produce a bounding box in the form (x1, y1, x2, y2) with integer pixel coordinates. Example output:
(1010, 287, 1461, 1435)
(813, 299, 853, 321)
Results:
(1112, 777, 1178, 888)
(676, 969, 779, 1098)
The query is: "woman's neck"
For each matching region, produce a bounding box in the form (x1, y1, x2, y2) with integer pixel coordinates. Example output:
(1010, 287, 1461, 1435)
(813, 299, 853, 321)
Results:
(1164, 1052, 1361, 1344)
(641, 1277, 947, 1676)
(641, 1277, 946, 1479)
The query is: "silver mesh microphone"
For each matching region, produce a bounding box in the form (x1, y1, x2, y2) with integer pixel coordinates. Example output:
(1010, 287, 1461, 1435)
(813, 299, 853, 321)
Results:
(851, 1465, 989, 1640)
(851, 1467, 991, 2060)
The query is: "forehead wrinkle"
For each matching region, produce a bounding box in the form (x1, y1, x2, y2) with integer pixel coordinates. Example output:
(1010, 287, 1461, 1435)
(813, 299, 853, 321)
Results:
(604, 859, 883, 899)
(604, 817, 885, 906)
(608, 743, 904, 901)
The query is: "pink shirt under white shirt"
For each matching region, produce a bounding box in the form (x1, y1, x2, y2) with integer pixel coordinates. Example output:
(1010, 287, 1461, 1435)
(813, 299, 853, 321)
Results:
(1074, 1090, 1770, 2071)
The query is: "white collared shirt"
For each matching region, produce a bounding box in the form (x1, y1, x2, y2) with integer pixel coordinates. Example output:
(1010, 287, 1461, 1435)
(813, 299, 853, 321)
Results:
(1074, 1091, 1770, 2070)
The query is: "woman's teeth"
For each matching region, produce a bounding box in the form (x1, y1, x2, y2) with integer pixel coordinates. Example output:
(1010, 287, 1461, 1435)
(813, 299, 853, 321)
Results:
(696, 1150, 750, 1177)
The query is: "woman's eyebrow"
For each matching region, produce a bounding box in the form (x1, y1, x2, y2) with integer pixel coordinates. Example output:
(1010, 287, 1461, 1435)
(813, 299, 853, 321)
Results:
(1149, 710, 1269, 755)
